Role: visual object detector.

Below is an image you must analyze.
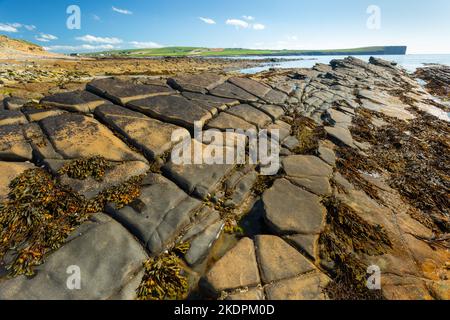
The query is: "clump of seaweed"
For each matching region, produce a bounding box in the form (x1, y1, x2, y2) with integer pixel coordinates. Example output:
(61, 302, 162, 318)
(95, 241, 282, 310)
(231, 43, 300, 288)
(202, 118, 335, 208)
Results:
(289, 114, 326, 155)
(319, 196, 392, 300)
(58, 156, 114, 181)
(85, 175, 144, 213)
(335, 146, 382, 201)
(0, 167, 145, 277)
(0, 169, 86, 276)
(223, 218, 244, 235)
(350, 107, 450, 232)
(136, 244, 190, 300)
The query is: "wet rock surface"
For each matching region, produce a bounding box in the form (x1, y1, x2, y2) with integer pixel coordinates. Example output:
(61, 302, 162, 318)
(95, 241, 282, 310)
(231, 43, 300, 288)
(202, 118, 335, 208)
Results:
(0, 56, 449, 300)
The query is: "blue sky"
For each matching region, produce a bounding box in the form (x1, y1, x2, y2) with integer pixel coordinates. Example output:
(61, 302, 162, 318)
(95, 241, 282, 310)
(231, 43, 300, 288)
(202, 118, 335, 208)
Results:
(0, 0, 449, 53)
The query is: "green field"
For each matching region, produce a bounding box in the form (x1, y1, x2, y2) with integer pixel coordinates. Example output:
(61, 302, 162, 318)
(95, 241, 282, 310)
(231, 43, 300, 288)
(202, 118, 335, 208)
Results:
(83, 46, 407, 58)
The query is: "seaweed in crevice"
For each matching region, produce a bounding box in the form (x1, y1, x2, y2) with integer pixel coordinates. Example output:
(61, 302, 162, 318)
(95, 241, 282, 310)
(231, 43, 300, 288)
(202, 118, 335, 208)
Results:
(319, 196, 392, 300)
(289, 114, 326, 155)
(58, 156, 114, 181)
(136, 244, 190, 300)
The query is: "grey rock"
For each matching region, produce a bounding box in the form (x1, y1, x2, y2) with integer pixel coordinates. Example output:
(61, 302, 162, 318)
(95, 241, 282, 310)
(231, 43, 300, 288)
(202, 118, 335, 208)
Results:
(228, 77, 272, 99)
(263, 179, 326, 235)
(95, 104, 189, 160)
(40, 90, 107, 113)
(204, 238, 260, 294)
(182, 91, 239, 113)
(0, 110, 28, 126)
(168, 73, 226, 94)
(209, 82, 259, 102)
(257, 104, 285, 120)
(265, 272, 330, 300)
(0, 124, 33, 161)
(0, 213, 147, 300)
(282, 136, 300, 152)
(226, 288, 265, 300)
(282, 155, 333, 196)
(325, 126, 356, 148)
(207, 112, 256, 131)
(225, 104, 272, 128)
(39, 113, 146, 162)
(255, 235, 316, 284)
(106, 174, 202, 254)
(3, 97, 27, 110)
(87, 77, 175, 105)
(127, 94, 212, 129)
(263, 89, 288, 104)
(286, 234, 319, 259)
(23, 123, 63, 160)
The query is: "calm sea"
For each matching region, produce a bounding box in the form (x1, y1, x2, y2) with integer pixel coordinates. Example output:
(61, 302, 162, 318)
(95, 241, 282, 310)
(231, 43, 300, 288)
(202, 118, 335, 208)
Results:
(237, 54, 450, 74)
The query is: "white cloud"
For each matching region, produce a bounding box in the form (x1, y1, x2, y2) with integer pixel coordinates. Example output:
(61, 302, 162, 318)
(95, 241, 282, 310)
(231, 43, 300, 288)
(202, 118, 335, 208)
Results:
(92, 15, 101, 21)
(243, 16, 255, 21)
(129, 41, 163, 48)
(226, 19, 249, 29)
(112, 6, 133, 15)
(252, 23, 265, 30)
(0, 23, 19, 32)
(24, 25, 36, 31)
(10, 23, 22, 28)
(199, 17, 216, 25)
(76, 34, 123, 44)
(35, 33, 58, 42)
(45, 44, 117, 52)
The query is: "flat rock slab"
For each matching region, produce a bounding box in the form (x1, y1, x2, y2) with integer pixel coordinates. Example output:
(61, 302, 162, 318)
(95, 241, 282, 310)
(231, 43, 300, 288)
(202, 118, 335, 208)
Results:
(283, 155, 333, 196)
(0, 125, 33, 161)
(228, 77, 272, 99)
(257, 104, 285, 120)
(95, 104, 189, 160)
(255, 235, 316, 284)
(0, 214, 147, 300)
(226, 104, 272, 128)
(209, 82, 259, 102)
(45, 159, 150, 200)
(265, 272, 330, 300)
(40, 90, 107, 113)
(163, 159, 235, 200)
(0, 161, 35, 201)
(262, 89, 288, 105)
(328, 108, 353, 128)
(207, 112, 256, 131)
(287, 234, 319, 259)
(39, 113, 145, 162)
(106, 174, 203, 254)
(325, 126, 356, 148)
(263, 179, 326, 235)
(22, 123, 63, 160)
(182, 92, 239, 115)
(204, 238, 260, 294)
(168, 73, 226, 94)
(182, 209, 223, 266)
(0, 110, 28, 126)
(226, 288, 265, 300)
(87, 77, 175, 105)
(3, 97, 27, 110)
(127, 95, 212, 129)
(22, 107, 67, 122)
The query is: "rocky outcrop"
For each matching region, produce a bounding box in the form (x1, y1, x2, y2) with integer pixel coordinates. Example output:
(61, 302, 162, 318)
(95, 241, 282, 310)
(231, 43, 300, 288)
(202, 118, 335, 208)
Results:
(0, 56, 448, 301)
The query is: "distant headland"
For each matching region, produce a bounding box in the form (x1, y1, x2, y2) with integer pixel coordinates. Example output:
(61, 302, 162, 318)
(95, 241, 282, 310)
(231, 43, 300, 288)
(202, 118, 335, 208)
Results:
(83, 46, 407, 58)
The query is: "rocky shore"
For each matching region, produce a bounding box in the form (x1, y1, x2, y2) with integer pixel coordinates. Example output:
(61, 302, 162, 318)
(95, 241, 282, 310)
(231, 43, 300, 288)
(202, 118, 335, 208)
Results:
(0, 56, 448, 300)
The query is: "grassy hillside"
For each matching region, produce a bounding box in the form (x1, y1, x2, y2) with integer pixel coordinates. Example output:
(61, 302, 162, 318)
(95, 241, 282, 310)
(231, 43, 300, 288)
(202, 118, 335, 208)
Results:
(84, 46, 407, 58)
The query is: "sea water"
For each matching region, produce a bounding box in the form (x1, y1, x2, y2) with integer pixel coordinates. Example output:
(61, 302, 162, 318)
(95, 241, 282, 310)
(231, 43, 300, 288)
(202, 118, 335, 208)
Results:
(237, 54, 450, 74)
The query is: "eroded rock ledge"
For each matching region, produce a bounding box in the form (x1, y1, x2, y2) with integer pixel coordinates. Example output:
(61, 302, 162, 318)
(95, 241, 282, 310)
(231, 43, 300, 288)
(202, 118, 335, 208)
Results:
(0, 57, 448, 300)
